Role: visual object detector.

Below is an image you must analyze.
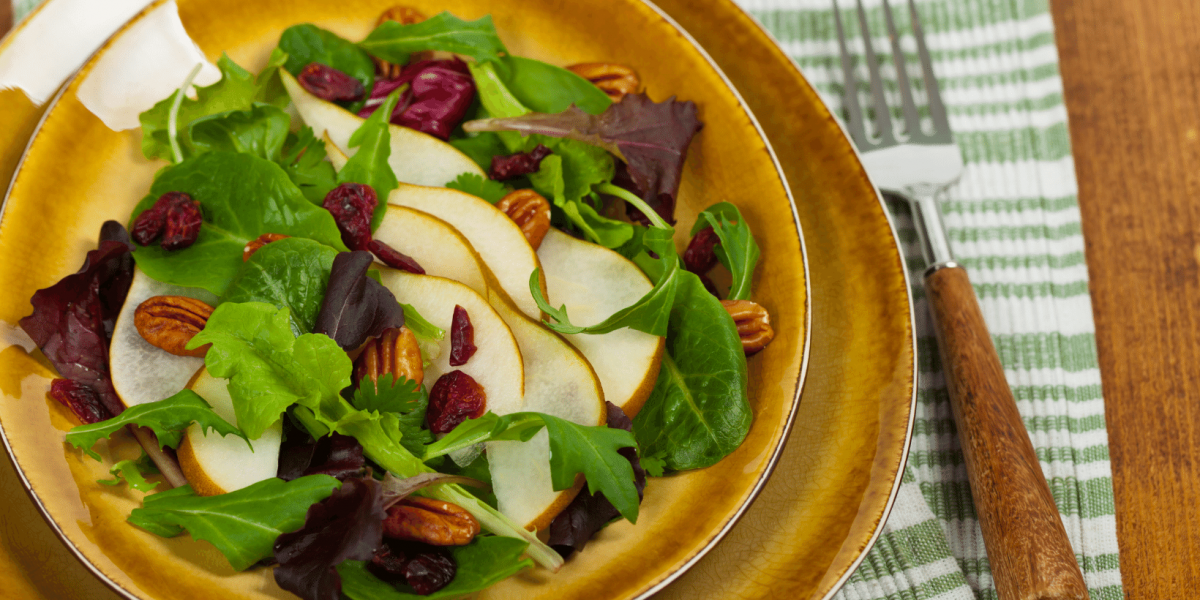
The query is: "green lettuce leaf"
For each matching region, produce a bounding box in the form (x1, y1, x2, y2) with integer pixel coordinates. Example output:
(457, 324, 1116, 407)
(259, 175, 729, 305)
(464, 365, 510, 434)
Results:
(402, 304, 444, 341)
(278, 24, 375, 112)
(221, 237, 339, 334)
(128, 151, 348, 296)
(65, 390, 247, 460)
(139, 54, 287, 161)
(338, 536, 532, 599)
(337, 90, 402, 228)
(127, 476, 340, 570)
(186, 103, 290, 161)
(187, 302, 352, 439)
(494, 56, 611, 116)
(360, 12, 506, 66)
(694, 202, 760, 301)
(632, 271, 751, 471)
(445, 173, 509, 204)
(282, 127, 339, 203)
(422, 411, 640, 522)
(97, 453, 160, 492)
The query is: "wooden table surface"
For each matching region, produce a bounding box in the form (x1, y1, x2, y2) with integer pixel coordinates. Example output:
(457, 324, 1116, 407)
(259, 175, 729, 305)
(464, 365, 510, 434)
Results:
(0, 0, 1196, 596)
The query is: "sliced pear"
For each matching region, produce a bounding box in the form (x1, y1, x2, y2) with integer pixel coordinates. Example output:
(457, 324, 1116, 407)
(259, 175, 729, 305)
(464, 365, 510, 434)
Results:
(373, 205, 605, 529)
(375, 270, 524, 417)
(280, 70, 483, 187)
(110, 269, 218, 408)
(386, 184, 545, 321)
(177, 369, 282, 496)
(537, 228, 665, 417)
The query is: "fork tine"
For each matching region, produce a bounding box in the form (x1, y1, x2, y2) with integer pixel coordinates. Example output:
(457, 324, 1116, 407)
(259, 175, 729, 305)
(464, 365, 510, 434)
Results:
(833, 2, 871, 149)
(881, 0, 925, 141)
(907, 0, 952, 142)
(855, 0, 897, 147)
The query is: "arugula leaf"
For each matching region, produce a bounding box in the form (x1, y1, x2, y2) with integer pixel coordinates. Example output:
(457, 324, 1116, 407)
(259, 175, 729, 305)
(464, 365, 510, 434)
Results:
(338, 536, 533, 599)
(221, 237, 339, 334)
(352, 374, 425, 415)
(360, 12, 507, 66)
(281, 127, 339, 203)
(188, 302, 352, 439)
(632, 271, 751, 470)
(445, 173, 509, 204)
(140, 54, 287, 161)
(338, 90, 401, 228)
(423, 411, 640, 522)
(65, 390, 247, 460)
(97, 453, 160, 492)
(694, 202, 760, 301)
(278, 24, 375, 112)
(494, 56, 612, 116)
(186, 103, 290, 161)
(127, 476, 340, 571)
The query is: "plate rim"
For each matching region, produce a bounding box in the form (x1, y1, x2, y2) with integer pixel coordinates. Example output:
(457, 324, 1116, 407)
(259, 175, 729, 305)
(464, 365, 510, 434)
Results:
(0, 0, 813, 599)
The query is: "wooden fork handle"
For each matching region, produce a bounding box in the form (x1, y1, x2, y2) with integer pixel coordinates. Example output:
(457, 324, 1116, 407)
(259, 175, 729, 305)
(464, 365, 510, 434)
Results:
(925, 264, 1089, 600)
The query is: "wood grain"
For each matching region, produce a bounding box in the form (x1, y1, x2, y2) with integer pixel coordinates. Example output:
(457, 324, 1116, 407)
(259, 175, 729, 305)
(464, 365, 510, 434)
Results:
(1051, 0, 1200, 596)
(925, 266, 1087, 600)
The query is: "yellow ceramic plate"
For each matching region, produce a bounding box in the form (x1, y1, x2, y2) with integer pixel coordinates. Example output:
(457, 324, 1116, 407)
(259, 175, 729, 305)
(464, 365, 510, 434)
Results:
(0, 0, 815, 599)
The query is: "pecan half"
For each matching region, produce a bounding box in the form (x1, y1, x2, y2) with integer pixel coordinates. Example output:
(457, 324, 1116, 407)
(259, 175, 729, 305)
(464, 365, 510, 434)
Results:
(496, 189, 551, 250)
(567, 63, 641, 102)
(355, 327, 424, 388)
(374, 6, 428, 79)
(134, 296, 214, 357)
(721, 299, 775, 355)
(383, 496, 480, 546)
(243, 233, 288, 261)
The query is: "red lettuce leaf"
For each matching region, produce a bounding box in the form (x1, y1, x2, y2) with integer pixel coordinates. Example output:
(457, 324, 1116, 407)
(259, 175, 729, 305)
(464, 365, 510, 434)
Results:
(20, 223, 136, 421)
(278, 418, 367, 482)
(547, 402, 645, 556)
(463, 94, 701, 222)
(273, 477, 387, 600)
(313, 251, 405, 350)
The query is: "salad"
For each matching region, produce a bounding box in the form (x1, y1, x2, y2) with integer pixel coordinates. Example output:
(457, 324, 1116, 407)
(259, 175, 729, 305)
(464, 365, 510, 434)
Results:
(19, 6, 778, 600)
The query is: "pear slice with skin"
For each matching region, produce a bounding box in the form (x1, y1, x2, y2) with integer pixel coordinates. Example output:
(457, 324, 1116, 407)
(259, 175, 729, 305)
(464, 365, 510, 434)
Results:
(537, 228, 665, 417)
(374, 205, 605, 530)
(177, 368, 282, 496)
(281, 70, 483, 187)
(110, 269, 218, 408)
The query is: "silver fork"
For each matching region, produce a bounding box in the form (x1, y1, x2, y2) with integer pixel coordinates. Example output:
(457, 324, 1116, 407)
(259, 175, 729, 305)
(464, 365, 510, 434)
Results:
(833, 3, 1089, 599)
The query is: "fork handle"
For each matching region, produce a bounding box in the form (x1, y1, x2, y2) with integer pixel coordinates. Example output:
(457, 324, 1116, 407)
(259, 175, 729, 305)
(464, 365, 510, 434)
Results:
(925, 264, 1089, 600)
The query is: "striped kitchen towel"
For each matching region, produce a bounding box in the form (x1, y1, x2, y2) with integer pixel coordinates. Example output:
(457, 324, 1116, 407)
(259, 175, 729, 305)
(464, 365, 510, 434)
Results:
(732, 1, 1123, 599)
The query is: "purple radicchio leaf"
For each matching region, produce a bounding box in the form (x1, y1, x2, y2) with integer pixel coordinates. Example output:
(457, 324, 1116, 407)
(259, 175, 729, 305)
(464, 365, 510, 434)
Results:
(19, 223, 136, 422)
(359, 59, 476, 141)
(313, 251, 405, 350)
(278, 418, 367, 482)
(463, 93, 702, 222)
(273, 476, 387, 600)
(547, 401, 646, 556)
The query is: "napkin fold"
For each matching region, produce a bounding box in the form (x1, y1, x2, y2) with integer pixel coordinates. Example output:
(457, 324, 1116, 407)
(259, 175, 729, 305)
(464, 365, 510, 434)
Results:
(733, 0, 1124, 598)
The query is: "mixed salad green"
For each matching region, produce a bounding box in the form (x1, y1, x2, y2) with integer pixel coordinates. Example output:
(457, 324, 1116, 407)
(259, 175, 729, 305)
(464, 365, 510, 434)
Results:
(19, 8, 775, 600)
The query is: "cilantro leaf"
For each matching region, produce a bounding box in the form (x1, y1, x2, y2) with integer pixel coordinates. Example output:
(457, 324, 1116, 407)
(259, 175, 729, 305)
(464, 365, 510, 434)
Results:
(282, 127, 339, 203)
(338, 536, 533, 599)
(278, 24, 375, 112)
(221, 237, 339, 334)
(65, 389, 247, 460)
(352, 374, 425, 415)
(187, 302, 353, 439)
(695, 202, 760, 301)
(339, 90, 402, 229)
(139, 54, 287, 161)
(360, 12, 507, 67)
(127, 476, 340, 571)
(445, 173, 510, 204)
(97, 453, 160, 492)
(423, 411, 640, 522)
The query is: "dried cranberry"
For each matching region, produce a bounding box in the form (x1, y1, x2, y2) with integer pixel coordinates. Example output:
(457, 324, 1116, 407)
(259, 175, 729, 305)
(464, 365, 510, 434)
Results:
(448, 306, 476, 367)
(48, 379, 111, 424)
(404, 549, 456, 595)
(324, 183, 378, 251)
(368, 239, 425, 274)
(489, 145, 552, 181)
(298, 63, 365, 102)
(132, 191, 185, 246)
(161, 195, 202, 250)
(368, 543, 410, 583)
(426, 371, 486, 434)
(684, 226, 720, 273)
